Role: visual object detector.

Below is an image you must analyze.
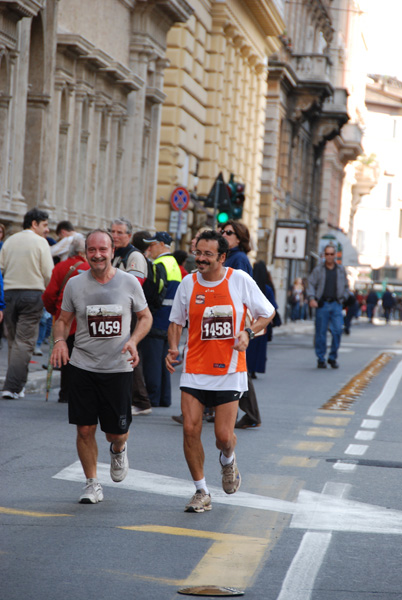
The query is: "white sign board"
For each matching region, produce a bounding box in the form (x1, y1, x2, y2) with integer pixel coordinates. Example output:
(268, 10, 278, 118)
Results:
(169, 210, 188, 235)
(273, 222, 308, 260)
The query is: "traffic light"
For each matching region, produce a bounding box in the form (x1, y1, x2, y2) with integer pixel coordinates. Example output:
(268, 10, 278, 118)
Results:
(231, 181, 245, 220)
(205, 172, 232, 224)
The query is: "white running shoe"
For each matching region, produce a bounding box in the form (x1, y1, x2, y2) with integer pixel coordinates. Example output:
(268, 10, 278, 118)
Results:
(2, 390, 19, 400)
(110, 443, 129, 482)
(79, 481, 104, 504)
(131, 406, 152, 416)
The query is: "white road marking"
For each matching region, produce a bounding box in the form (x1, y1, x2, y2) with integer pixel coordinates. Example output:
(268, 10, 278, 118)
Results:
(355, 430, 376, 441)
(277, 483, 349, 600)
(276, 532, 332, 600)
(345, 444, 368, 455)
(361, 419, 381, 429)
(333, 462, 356, 472)
(368, 358, 402, 417)
(54, 462, 402, 535)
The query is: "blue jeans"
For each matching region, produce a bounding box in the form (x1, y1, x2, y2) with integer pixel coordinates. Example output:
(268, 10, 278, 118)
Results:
(315, 301, 343, 362)
(36, 308, 52, 347)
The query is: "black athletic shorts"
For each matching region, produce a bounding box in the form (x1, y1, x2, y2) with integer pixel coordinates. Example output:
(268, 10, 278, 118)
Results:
(180, 386, 242, 408)
(68, 364, 133, 434)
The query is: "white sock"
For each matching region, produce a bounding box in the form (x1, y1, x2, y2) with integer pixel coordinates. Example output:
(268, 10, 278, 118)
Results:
(194, 478, 209, 495)
(87, 478, 98, 485)
(220, 452, 234, 466)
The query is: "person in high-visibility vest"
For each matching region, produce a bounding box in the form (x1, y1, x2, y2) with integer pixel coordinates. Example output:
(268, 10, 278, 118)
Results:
(141, 231, 182, 408)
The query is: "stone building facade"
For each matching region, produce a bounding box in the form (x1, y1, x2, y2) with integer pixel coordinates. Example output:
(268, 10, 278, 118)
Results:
(156, 0, 285, 250)
(0, 0, 192, 233)
(260, 0, 365, 310)
(346, 76, 402, 282)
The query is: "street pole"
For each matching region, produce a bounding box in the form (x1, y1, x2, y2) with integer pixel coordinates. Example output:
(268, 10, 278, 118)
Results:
(213, 177, 220, 226)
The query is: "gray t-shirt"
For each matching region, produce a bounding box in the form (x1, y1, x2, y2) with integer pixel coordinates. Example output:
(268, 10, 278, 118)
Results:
(62, 269, 147, 373)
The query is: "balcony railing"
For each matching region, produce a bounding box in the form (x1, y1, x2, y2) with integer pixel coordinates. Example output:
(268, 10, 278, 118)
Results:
(323, 88, 348, 113)
(292, 53, 331, 83)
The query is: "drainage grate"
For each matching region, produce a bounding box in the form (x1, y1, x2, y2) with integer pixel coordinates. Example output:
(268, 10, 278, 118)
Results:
(320, 352, 394, 411)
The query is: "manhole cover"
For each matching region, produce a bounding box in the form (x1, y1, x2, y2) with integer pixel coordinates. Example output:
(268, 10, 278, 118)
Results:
(178, 585, 245, 596)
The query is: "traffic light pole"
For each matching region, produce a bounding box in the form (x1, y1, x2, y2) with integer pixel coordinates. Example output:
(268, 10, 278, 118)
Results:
(213, 176, 220, 227)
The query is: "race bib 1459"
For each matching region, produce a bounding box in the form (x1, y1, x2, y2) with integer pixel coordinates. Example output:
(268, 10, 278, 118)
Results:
(87, 304, 122, 338)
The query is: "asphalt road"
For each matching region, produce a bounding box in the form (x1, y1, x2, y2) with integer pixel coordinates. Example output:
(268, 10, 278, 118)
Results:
(2, 318, 402, 599)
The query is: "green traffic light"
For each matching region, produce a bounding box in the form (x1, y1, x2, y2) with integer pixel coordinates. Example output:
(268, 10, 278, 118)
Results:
(217, 212, 229, 224)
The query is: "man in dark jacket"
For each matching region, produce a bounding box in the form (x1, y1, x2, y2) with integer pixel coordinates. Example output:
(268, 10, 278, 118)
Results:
(382, 288, 395, 323)
(307, 245, 349, 369)
(366, 288, 379, 323)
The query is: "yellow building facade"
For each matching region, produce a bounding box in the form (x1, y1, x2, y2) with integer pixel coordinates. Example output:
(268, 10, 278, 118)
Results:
(157, 0, 285, 251)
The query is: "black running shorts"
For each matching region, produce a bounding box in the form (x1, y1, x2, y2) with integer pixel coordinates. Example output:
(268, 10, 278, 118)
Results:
(180, 386, 242, 408)
(68, 365, 133, 434)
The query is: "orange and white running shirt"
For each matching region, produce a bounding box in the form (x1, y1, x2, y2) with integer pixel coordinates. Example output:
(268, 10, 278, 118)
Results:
(169, 267, 275, 391)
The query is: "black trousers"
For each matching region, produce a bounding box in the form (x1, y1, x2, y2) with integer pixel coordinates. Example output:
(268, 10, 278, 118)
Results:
(239, 373, 261, 424)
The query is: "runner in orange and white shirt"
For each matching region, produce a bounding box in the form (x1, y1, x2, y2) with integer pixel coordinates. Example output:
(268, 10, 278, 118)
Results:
(166, 230, 275, 513)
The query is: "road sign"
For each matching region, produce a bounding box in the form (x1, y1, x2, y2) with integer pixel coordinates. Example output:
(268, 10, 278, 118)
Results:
(170, 186, 190, 211)
(273, 220, 309, 260)
(169, 209, 187, 235)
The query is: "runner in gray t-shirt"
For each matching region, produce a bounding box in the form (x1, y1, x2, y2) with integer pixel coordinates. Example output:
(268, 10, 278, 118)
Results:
(50, 229, 153, 504)
(62, 268, 147, 373)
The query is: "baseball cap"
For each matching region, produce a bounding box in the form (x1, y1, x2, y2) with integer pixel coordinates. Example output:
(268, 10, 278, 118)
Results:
(143, 231, 173, 245)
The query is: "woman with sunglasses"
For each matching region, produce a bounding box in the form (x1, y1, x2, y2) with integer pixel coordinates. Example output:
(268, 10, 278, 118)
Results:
(220, 220, 253, 276)
(219, 220, 262, 429)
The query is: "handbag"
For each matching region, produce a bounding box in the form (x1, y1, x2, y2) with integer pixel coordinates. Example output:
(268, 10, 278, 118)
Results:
(272, 311, 282, 328)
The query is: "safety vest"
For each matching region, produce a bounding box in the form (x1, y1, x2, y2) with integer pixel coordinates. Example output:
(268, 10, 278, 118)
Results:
(152, 254, 182, 331)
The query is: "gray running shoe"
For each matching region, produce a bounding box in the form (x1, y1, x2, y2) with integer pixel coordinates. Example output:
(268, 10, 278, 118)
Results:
(220, 452, 241, 494)
(110, 443, 129, 482)
(79, 481, 104, 504)
(184, 489, 212, 513)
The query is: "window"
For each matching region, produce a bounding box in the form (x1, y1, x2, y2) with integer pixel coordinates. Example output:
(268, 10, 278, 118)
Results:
(386, 182, 392, 208)
(356, 230, 365, 253)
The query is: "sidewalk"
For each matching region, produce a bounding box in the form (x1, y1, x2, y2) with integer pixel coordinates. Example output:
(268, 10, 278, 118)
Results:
(0, 319, 314, 395)
(0, 339, 60, 395)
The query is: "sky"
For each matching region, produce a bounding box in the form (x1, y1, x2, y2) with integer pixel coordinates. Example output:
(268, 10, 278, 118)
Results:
(364, 0, 402, 79)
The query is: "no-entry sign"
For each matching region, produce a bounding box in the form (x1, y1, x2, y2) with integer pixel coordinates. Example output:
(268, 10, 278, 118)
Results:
(170, 186, 190, 211)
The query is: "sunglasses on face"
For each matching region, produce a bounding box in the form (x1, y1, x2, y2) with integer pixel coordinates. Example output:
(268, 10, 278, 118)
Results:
(222, 230, 235, 236)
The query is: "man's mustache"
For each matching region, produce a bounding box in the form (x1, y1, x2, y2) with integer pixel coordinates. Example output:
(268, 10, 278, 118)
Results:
(196, 260, 210, 266)
(90, 257, 106, 263)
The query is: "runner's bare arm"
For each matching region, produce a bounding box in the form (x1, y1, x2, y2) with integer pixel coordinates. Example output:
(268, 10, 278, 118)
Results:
(123, 306, 153, 367)
(166, 322, 183, 373)
(50, 309, 75, 367)
(233, 315, 273, 352)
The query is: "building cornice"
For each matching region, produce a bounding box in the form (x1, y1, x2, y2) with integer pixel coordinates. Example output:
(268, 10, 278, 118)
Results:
(57, 32, 144, 92)
(242, 0, 285, 37)
(1, 0, 44, 18)
(140, 0, 193, 24)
